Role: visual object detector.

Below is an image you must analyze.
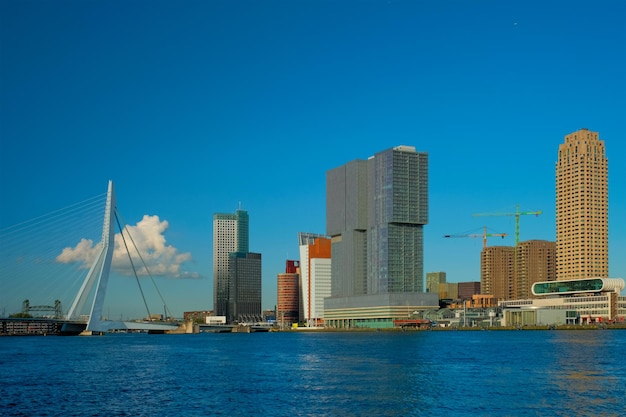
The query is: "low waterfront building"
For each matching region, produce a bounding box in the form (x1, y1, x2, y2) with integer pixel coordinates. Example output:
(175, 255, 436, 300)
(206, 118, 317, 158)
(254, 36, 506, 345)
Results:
(324, 293, 439, 329)
(183, 310, 214, 323)
(438, 282, 458, 301)
(500, 277, 625, 326)
(448, 308, 498, 327)
(205, 316, 226, 325)
(458, 281, 481, 301)
(470, 294, 498, 308)
(503, 309, 569, 327)
(422, 308, 456, 326)
(448, 294, 498, 312)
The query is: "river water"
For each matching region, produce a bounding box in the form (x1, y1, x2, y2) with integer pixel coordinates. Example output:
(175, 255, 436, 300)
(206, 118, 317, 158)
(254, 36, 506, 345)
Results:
(1, 330, 624, 416)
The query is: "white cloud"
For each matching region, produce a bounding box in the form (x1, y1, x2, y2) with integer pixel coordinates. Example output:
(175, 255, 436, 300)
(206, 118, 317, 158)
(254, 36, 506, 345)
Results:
(56, 238, 101, 267)
(56, 215, 198, 279)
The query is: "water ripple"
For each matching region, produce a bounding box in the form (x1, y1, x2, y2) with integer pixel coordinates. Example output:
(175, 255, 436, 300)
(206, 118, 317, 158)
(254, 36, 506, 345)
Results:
(1, 331, 625, 416)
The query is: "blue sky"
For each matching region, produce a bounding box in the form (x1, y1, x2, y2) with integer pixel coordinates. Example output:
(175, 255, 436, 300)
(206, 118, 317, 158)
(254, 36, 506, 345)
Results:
(1, 0, 625, 318)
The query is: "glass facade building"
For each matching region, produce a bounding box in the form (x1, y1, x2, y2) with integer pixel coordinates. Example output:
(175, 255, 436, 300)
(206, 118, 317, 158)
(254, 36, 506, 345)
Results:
(369, 146, 428, 293)
(325, 146, 437, 327)
(228, 252, 262, 323)
(326, 159, 369, 298)
(327, 146, 428, 297)
(532, 278, 623, 296)
(213, 209, 251, 321)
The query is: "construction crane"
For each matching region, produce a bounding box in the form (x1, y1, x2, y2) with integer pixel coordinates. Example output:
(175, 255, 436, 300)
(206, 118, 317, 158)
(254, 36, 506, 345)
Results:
(472, 204, 542, 246)
(443, 226, 507, 249)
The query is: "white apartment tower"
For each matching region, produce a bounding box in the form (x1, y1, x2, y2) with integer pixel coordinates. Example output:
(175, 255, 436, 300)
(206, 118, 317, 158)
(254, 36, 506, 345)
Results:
(298, 232, 331, 326)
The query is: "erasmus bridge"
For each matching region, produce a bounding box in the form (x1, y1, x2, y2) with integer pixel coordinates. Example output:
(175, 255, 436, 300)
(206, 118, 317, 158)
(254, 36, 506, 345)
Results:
(0, 181, 181, 335)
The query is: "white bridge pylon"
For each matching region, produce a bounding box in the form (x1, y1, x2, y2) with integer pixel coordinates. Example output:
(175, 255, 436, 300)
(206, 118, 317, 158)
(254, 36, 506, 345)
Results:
(65, 180, 116, 332)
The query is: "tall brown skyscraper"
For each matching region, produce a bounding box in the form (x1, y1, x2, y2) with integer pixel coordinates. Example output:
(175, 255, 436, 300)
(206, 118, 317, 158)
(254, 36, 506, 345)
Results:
(556, 129, 608, 280)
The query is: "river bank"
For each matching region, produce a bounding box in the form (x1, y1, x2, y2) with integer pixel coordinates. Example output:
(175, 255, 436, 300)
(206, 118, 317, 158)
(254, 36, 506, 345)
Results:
(277, 323, 626, 332)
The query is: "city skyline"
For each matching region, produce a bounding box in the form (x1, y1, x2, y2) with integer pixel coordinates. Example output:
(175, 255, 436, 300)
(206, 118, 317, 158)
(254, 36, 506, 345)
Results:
(1, 1, 625, 318)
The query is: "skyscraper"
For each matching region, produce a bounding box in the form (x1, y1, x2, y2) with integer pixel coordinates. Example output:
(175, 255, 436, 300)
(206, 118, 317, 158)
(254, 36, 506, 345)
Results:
(326, 159, 369, 298)
(213, 209, 250, 319)
(369, 146, 429, 293)
(325, 145, 437, 328)
(556, 129, 608, 280)
(228, 251, 262, 323)
(327, 145, 428, 296)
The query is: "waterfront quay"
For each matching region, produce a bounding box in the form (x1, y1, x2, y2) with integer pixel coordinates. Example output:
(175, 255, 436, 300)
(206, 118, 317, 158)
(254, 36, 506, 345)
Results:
(278, 322, 626, 332)
(4, 316, 626, 336)
(0, 317, 69, 336)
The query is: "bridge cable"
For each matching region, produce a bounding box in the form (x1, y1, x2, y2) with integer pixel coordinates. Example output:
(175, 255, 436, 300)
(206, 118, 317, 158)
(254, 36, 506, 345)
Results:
(114, 209, 173, 320)
(114, 214, 153, 321)
(1, 192, 106, 316)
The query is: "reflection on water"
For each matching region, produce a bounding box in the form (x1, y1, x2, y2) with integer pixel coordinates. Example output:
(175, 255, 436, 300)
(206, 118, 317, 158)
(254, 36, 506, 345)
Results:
(547, 331, 626, 415)
(0, 330, 624, 416)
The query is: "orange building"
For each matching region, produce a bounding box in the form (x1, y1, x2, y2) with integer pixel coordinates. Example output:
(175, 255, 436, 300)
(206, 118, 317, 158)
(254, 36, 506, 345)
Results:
(277, 260, 299, 326)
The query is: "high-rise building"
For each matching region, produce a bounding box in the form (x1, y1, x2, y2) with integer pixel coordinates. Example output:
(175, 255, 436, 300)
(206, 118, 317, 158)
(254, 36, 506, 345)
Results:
(326, 159, 369, 298)
(426, 272, 446, 294)
(327, 145, 428, 296)
(213, 209, 251, 320)
(556, 128, 608, 280)
(481, 246, 515, 300)
(277, 260, 300, 327)
(368, 146, 429, 293)
(298, 233, 331, 326)
(481, 240, 556, 301)
(515, 240, 556, 299)
(324, 146, 438, 328)
(497, 129, 623, 324)
(228, 251, 262, 323)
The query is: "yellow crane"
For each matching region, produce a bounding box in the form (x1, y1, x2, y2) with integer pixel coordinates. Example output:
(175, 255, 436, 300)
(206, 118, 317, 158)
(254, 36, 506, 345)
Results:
(473, 204, 541, 246)
(443, 226, 507, 249)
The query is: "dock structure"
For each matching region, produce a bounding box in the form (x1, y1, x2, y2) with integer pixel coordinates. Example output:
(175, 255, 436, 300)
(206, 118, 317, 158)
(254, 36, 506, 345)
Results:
(393, 319, 432, 329)
(1, 317, 84, 336)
